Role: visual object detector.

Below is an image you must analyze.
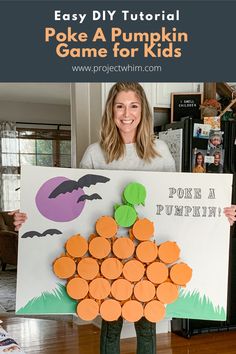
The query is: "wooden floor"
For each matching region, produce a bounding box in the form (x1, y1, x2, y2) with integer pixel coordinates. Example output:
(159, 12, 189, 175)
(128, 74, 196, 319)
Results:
(1, 314, 236, 353)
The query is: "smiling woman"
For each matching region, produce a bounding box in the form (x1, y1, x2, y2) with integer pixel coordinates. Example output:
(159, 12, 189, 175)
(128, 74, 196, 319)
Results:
(79, 82, 176, 354)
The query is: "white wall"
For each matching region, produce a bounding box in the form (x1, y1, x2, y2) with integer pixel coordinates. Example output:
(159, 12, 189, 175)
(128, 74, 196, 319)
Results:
(0, 101, 70, 125)
(71, 83, 102, 168)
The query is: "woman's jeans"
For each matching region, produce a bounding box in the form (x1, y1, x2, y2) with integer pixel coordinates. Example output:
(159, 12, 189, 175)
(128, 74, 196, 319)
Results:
(100, 317, 156, 354)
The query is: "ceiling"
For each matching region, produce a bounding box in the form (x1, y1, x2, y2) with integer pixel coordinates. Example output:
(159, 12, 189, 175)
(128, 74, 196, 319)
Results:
(0, 83, 71, 105)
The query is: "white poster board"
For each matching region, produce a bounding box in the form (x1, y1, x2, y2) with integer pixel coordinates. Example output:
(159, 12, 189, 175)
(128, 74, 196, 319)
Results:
(16, 165, 232, 321)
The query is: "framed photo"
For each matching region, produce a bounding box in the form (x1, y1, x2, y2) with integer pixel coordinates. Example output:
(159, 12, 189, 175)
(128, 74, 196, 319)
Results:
(171, 92, 203, 122)
(193, 123, 211, 139)
(204, 116, 221, 130)
(192, 149, 207, 173)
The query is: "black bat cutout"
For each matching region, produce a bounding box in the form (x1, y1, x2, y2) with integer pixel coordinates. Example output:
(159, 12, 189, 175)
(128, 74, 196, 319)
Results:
(77, 193, 102, 203)
(48, 174, 110, 199)
(21, 229, 62, 238)
(77, 174, 110, 188)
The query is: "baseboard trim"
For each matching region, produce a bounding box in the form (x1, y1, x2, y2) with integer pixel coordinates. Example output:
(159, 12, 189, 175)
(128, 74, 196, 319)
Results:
(73, 314, 91, 325)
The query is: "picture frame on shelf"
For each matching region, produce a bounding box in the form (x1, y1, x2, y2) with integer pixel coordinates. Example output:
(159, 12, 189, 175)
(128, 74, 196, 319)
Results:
(171, 92, 203, 123)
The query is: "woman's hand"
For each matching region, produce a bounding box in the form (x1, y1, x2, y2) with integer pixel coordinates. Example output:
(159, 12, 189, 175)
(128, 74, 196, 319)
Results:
(223, 205, 236, 226)
(8, 210, 28, 231)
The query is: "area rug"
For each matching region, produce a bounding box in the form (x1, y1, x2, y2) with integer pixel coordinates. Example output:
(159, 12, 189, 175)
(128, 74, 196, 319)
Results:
(0, 268, 17, 312)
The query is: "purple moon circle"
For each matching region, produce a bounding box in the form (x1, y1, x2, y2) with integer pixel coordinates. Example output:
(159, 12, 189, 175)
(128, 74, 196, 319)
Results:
(35, 177, 86, 222)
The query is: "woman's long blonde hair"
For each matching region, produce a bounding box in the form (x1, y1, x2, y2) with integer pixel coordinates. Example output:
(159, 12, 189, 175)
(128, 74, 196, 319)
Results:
(100, 82, 159, 163)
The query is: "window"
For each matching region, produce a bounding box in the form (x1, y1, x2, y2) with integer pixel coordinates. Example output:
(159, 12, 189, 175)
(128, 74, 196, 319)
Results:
(1, 127, 71, 211)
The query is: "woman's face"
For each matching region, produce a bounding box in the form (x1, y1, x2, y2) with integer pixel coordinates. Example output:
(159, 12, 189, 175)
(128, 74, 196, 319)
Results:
(113, 90, 141, 143)
(197, 155, 203, 165)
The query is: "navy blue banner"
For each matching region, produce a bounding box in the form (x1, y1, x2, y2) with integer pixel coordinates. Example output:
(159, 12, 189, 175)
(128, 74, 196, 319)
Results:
(0, 1, 235, 81)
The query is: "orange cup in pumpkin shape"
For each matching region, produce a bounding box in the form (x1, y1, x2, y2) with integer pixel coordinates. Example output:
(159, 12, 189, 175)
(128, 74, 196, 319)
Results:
(111, 278, 133, 301)
(66, 277, 89, 300)
(132, 218, 154, 241)
(89, 237, 111, 259)
(123, 259, 145, 282)
(101, 258, 123, 280)
(65, 234, 88, 258)
(170, 262, 192, 285)
(77, 299, 99, 321)
(136, 241, 158, 263)
(100, 299, 122, 321)
(122, 300, 143, 322)
(95, 216, 118, 238)
(146, 261, 168, 284)
(112, 237, 135, 259)
(134, 280, 156, 302)
(144, 300, 166, 323)
(53, 256, 76, 279)
(89, 278, 111, 300)
(158, 241, 180, 264)
(156, 282, 179, 304)
(77, 257, 99, 281)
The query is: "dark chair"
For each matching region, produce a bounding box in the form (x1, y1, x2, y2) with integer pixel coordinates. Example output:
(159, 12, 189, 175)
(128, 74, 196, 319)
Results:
(0, 211, 18, 270)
